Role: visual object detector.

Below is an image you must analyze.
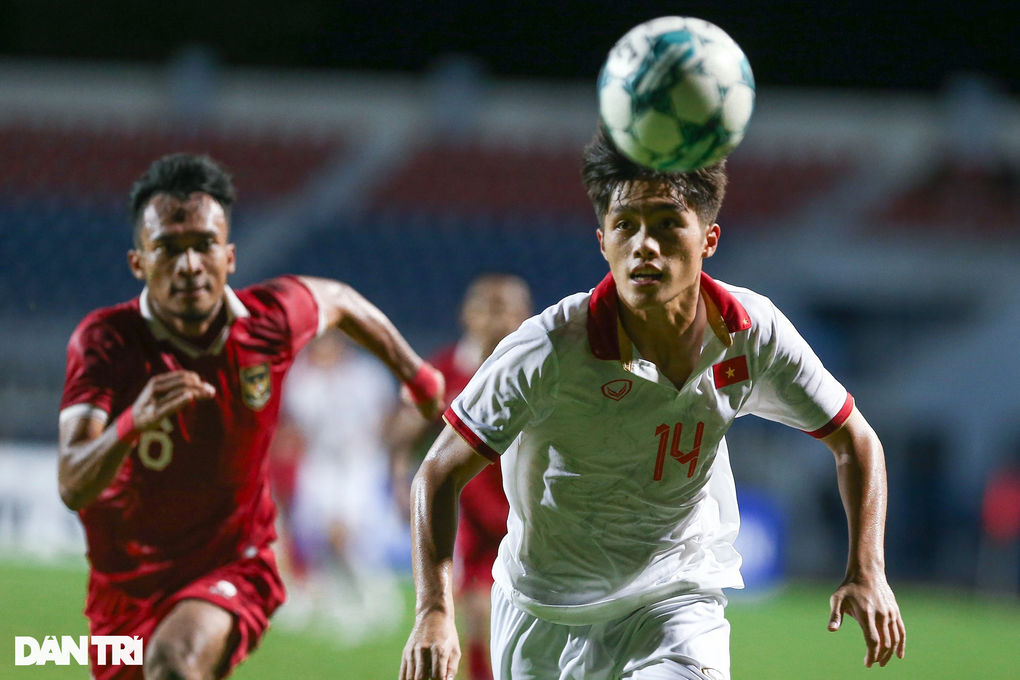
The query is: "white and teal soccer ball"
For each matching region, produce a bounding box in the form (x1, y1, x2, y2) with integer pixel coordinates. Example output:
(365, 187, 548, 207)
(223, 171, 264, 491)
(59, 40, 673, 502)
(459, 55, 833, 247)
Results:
(598, 16, 755, 172)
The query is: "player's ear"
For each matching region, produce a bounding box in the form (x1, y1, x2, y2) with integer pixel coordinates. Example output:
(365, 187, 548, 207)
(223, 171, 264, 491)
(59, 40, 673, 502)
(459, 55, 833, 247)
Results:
(225, 243, 237, 275)
(128, 249, 146, 281)
(702, 223, 720, 259)
(596, 227, 608, 262)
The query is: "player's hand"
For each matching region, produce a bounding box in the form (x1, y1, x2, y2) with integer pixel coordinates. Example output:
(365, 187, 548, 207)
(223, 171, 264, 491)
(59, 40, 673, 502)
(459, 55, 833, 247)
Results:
(132, 371, 216, 431)
(400, 610, 460, 680)
(828, 573, 906, 667)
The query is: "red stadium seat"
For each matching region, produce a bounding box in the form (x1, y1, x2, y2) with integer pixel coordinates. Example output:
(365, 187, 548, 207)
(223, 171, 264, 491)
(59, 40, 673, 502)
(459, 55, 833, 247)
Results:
(0, 122, 344, 206)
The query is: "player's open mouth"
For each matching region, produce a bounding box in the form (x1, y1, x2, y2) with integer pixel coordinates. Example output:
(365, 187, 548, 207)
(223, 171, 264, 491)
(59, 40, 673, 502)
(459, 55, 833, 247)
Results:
(630, 269, 663, 285)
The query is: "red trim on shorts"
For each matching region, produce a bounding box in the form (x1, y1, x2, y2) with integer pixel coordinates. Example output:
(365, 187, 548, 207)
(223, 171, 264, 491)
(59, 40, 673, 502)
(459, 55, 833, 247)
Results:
(804, 393, 855, 439)
(444, 408, 500, 462)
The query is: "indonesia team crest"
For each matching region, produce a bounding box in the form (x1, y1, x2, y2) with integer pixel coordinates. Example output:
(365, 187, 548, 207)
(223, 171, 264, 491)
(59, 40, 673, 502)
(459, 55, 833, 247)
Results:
(240, 363, 271, 411)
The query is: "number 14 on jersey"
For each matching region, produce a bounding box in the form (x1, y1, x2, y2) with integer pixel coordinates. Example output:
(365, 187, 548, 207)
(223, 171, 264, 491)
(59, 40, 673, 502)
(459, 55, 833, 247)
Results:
(653, 421, 704, 481)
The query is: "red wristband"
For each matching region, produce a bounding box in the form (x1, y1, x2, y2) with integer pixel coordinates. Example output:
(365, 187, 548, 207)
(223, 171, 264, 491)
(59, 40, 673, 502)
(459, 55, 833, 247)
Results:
(115, 408, 138, 443)
(406, 363, 442, 405)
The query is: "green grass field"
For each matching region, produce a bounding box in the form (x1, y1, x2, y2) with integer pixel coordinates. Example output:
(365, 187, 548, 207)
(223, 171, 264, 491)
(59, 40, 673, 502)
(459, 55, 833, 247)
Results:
(2, 560, 1018, 679)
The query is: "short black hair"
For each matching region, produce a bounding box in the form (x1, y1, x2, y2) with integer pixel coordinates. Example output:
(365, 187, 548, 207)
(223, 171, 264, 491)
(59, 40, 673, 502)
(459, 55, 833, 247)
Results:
(129, 153, 236, 247)
(581, 124, 728, 227)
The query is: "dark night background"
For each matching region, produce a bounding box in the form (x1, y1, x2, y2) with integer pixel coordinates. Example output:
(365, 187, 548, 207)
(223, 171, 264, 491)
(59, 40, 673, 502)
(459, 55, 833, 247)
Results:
(0, 0, 1017, 91)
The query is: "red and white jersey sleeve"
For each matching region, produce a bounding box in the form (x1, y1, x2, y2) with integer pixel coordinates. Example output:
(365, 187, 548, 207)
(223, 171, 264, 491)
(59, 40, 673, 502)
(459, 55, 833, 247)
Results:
(738, 301, 853, 437)
(445, 323, 559, 462)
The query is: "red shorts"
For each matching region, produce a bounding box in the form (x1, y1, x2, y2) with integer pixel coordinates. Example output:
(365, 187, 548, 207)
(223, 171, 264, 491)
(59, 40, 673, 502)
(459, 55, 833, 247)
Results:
(85, 547, 285, 680)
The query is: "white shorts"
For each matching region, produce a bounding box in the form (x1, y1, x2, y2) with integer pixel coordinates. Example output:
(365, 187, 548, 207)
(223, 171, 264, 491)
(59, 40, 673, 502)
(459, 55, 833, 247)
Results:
(490, 584, 730, 680)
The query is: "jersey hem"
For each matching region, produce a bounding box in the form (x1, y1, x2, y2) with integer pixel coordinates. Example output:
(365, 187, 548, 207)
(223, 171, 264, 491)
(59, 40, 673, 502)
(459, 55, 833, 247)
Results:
(494, 575, 743, 626)
(289, 275, 329, 338)
(803, 392, 855, 438)
(444, 408, 500, 462)
(59, 403, 110, 426)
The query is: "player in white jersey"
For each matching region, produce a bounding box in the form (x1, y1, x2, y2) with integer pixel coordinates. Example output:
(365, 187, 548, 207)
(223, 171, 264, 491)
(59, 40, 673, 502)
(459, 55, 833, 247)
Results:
(400, 127, 906, 680)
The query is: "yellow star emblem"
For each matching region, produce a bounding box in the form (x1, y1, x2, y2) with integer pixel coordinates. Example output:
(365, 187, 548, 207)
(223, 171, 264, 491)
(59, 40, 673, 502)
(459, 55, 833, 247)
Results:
(726, 367, 735, 378)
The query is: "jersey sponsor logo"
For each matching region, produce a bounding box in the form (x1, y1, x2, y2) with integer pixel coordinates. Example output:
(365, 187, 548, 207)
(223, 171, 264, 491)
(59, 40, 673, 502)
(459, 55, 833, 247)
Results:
(601, 378, 633, 401)
(240, 363, 272, 411)
(653, 421, 705, 481)
(14, 635, 142, 666)
(713, 355, 749, 388)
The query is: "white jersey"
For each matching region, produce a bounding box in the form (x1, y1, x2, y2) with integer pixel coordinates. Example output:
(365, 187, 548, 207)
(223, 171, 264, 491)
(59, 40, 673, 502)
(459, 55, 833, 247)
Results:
(446, 272, 852, 625)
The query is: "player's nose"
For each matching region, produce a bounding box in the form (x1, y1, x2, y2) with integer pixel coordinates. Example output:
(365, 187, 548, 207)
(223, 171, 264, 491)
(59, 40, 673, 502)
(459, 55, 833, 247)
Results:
(176, 247, 204, 274)
(632, 226, 661, 259)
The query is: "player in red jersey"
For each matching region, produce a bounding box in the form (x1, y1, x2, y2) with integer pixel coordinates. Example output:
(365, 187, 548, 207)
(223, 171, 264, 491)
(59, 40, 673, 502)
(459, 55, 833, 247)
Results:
(389, 274, 531, 680)
(57, 154, 444, 680)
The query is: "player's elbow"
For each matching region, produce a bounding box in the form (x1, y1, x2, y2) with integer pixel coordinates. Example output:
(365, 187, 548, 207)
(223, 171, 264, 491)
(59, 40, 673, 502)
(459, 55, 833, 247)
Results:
(325, 281, 358, 324)
(831, 421, 885, 474)
(59, 481, 86, 512)
(57, 462, 91, 511)
(410, 452, 458, 510)
(409, 456, 437, 508)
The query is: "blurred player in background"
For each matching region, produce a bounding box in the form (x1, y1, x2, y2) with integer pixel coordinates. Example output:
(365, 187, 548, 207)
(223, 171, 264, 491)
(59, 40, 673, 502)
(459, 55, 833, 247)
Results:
(57, 153, 443, 680)
(389, 274, 532, 680)
(280, 328, 405, 642)
(401, 128, 905, 680)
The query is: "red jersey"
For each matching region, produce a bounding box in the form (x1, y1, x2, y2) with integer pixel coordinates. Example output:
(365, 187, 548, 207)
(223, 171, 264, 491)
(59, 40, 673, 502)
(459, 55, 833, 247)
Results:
(431, 343, 509, 576)
(60, 276, 323, 598)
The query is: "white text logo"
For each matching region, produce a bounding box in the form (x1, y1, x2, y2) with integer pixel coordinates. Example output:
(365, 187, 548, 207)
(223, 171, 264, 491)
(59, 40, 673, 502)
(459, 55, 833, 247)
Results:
(14, 636, 143, 666)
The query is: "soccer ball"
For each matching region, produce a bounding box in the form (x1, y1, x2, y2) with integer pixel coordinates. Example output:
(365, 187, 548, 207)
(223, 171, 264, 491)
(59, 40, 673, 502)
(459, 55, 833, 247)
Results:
(598, 16, 755, 172)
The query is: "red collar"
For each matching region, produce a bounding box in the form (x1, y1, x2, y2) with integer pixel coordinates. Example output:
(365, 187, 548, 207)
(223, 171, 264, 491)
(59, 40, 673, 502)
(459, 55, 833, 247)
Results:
(587, 271, 751, 361)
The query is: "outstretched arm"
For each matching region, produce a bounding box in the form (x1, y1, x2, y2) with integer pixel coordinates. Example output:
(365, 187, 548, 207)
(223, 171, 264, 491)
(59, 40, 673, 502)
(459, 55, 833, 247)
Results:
(822, 406, 906, 667)
(299, 276, 444, 419)
(400, 425, 491, 680)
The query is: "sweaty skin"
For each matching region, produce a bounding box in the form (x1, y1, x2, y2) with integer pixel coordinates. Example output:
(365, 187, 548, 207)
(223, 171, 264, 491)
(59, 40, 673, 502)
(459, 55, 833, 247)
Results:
(400, 180, 904, 679)
(822, 408, 906, 667)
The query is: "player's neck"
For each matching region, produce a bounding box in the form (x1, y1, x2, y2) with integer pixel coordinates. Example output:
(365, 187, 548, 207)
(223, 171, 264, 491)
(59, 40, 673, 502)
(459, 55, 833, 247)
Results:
(618, 284, 706, 387)
(150, 296, 228, 343)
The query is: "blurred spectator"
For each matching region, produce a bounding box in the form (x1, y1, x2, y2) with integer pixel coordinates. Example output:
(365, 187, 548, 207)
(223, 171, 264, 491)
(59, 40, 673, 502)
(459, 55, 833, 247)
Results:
(275, 329, 404, 643)
(388, 274, 532, 680)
